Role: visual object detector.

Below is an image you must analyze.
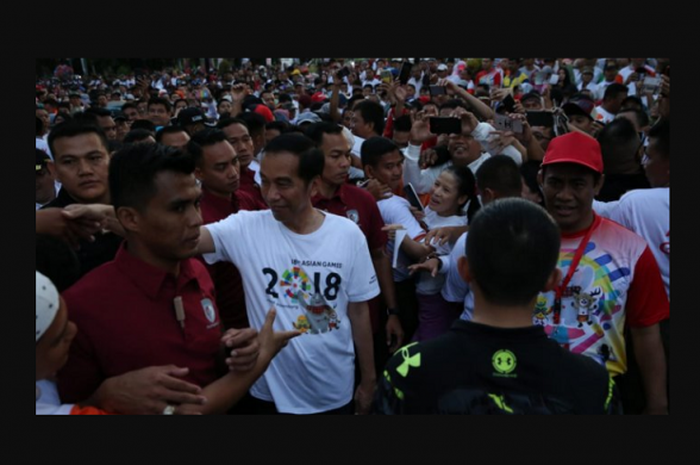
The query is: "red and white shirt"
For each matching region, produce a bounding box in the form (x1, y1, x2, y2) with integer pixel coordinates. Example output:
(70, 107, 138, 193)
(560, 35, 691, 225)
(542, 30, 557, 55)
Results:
(534, 214, 669, 376)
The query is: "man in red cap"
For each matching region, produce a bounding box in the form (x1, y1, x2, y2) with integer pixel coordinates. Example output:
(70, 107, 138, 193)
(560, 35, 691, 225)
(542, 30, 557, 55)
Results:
(536, 132, 668, 414)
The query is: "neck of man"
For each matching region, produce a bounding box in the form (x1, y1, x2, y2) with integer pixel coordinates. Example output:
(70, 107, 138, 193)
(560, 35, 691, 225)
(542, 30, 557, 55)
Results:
(317, 179, 340, 199)
(204, 184, 234, 201)
(283, 204, 324, 235)
(126, 240, 181, 277)
(471, 290, 536, 329)
(560, 210, 595, 235)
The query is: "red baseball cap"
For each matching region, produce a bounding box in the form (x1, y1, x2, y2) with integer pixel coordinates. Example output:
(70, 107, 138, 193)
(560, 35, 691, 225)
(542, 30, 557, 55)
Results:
(311, 92, 327, 103)
(541, 132, 604, 174)
(254, 104, 275, 123)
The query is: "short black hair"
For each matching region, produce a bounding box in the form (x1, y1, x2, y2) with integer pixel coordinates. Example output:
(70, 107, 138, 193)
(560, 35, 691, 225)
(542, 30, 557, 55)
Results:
(130, 119, 156, 132)
(648, 118, 670, 159)
(148, 97, 172, 112)
(617, 107, 650, 129)
(263, 133, 324, 187)
(604, 83, 628, 101)
(217, 117, 249, 132)
(620, 95, 645, 112)
(305, 121, 344, 146)
(238, 111, 267, 137)
(354, 100, 385, 135)
(84, 107, 112, 118)
(48, 121, 109, 158)
(266, 121, 288, 134)
(187, 128, 229, 167)
(361, 136, 400, 168)
(475, 155, 523, 198)
(156, 125, 188, 143)
(597, 117, 640, 172)
(121, 102, 138, 112)
(123, 128, 156, 144)
(467, 198, 560, 306)
(109, 142, 195, 212)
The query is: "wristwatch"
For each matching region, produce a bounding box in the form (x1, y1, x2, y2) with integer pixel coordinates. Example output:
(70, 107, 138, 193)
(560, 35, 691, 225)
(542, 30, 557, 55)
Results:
(386, 308, 400, 317)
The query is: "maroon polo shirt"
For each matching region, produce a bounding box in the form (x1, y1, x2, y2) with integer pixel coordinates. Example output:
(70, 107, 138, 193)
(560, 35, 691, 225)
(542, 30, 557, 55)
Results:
(199, 186, 264, 330)
(58, 243, 223, 404)
(312, 183, 387, 252)
(312, 183, 388, 333)
(238, 166, 268, 210)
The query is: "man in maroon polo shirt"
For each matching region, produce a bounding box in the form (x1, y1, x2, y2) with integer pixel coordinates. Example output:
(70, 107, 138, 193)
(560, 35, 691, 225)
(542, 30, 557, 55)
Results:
(186, 128, 265, 331)
(217, 117, 268, 210)
(57, 143, 267, 411)
(306, 122, 404, 373)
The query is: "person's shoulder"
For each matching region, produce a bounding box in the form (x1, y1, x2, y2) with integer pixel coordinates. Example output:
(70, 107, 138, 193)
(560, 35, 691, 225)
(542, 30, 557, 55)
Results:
(343, 184, 375, 203)
(556, 347, 611, 395)
(618, 187, 669, 205)
(62, 262, 120, 306)
(322, 210, 365, 234)
(599, 215, 647, 242)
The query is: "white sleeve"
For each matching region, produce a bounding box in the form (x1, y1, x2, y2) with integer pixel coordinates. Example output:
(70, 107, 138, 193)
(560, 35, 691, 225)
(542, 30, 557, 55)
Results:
(346, 230, 381, 303)
(607, 196, 631, 229)
(202, 213, 246, 266)
(593, 199, 620, 219)
(403, 144, 443, 194)
(389, 199, 425, 240)
(441, 234, 470, 303)
(472, 122, 523, 166)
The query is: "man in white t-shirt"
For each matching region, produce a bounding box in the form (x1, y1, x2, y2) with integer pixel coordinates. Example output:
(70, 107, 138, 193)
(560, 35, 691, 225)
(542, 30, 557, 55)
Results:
(361, 136, 430, 341)
(198, 134, 380, 415)
(595, 84, 628, 124)
(608, 119, 670, 299)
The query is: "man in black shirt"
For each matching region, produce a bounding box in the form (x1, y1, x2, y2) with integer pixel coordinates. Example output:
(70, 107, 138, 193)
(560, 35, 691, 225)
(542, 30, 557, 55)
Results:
(374, 198, 619, 414)
(41, 122, 122, 277)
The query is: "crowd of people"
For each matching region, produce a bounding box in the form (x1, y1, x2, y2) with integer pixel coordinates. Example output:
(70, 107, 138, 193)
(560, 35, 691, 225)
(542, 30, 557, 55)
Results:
(35, 57, 670, 415)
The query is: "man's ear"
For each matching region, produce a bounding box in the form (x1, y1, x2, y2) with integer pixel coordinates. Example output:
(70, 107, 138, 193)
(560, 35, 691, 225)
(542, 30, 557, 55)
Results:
(308, 175, 321, 198)
(536, 170, 544, 190)
(543, 267, 563, 292)
(593, 173, 605, 196)
(480, 188, 494, 205)
(364, 165, 375, 180)
(458, 255, 473, 284)
(116, 206, 140, 234)
(194, 166, 204, 181)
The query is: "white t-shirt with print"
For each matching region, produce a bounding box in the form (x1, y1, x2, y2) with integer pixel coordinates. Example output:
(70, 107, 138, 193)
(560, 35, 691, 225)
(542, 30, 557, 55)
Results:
(204, 210, 379, 414)
(416, 208, 467, 295)
(377, 195, 426, 282)
(608, 188, 670, 300)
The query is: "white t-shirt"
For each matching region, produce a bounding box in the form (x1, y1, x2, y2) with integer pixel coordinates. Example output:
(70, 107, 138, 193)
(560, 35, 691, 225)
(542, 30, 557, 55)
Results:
(36, 380, 73, 415)
(203, 210, 379, 414)
(377, 195, 426, 282)
(608, 188, 670, 300)
(416, 208, 467, 295)
(594, 105, 616, 124)
(441, 233, 476, 321)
